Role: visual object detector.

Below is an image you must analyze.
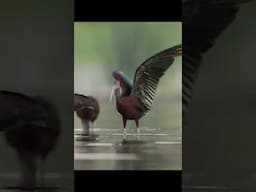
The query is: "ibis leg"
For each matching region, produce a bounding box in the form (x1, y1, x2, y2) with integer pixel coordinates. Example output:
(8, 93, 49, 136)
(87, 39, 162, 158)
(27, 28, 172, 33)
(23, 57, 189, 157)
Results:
(18, 151, 36, 188)
(122, 116, 127, 139)
(40, 158, 45, 187)
(81, 119, 90, 136)
(91, 122, 94, 135)
(135, 119, 140, 140)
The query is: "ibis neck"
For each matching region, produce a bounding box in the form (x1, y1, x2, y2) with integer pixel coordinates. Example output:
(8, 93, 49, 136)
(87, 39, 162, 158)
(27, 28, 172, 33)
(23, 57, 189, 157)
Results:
(115, 88, 121, 106)
(115, 88, 121, 97)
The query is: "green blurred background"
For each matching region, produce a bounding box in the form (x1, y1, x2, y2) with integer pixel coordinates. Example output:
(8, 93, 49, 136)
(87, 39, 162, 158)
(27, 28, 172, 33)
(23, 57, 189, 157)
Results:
(74, 22, 181, 136)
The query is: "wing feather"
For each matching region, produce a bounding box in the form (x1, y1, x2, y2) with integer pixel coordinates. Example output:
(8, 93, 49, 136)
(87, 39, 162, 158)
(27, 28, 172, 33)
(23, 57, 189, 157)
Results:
(183, 0, 240, 115)
(131, 45, 182, 112)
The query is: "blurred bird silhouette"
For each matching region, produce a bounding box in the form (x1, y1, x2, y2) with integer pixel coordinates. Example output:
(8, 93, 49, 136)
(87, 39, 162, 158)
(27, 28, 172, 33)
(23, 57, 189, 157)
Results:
(74, 94, 100, 136)
(0, 90, 60, 189)
(183, 0, 255, 117)
(110, 44, 182, 139)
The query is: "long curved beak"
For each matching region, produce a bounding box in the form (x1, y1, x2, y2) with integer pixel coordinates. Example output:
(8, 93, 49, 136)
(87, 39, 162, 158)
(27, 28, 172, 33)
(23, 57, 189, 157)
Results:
(110, 83, 116, 103)
(109, 81, 121, 103)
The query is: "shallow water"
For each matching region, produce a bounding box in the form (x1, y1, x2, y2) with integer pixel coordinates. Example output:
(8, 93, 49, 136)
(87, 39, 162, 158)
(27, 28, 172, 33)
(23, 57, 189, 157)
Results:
(74, 97, 182, 170)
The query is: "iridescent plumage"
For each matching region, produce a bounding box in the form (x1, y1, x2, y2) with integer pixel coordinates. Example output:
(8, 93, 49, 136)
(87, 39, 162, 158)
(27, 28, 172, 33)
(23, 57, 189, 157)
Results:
(111, 45, 182, 138)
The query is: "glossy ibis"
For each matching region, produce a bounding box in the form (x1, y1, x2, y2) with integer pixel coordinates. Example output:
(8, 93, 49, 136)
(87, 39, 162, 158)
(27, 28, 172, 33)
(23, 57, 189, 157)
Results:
(110, 44, 182, 139)
(0, 90, 60, 188)
(74, 94, 100, 136)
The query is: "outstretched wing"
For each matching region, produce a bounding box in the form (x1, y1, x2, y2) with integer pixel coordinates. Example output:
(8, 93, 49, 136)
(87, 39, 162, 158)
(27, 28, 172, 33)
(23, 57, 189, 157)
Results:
(183, 0, 244, 116)
(131, 45, 182, 112)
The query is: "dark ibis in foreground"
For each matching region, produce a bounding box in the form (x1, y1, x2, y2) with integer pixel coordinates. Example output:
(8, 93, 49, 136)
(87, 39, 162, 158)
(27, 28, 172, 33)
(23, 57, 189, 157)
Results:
(0, 90, 60, 188)
(110, 44, 182, 139)
(74, 94, 100, 136)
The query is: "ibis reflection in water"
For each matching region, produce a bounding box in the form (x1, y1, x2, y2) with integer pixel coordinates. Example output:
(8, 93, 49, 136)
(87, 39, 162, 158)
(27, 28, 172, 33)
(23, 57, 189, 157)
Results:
(74, 94, 100, 139)
(0, 90, 60, 189)
(110, 44, 182, 139)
